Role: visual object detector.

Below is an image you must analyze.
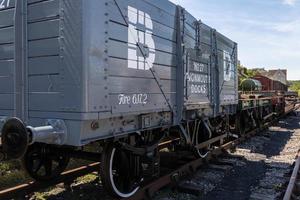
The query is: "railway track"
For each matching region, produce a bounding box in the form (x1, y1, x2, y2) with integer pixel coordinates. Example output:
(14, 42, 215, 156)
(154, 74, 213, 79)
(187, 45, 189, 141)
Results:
(126, 128, 264, 200)
(283, 152, 300, 200)
(0, 123, 274, 200)
(153, 107, 300, 200)
(0, 106, 298, 200)
(0, 163, 100, 199)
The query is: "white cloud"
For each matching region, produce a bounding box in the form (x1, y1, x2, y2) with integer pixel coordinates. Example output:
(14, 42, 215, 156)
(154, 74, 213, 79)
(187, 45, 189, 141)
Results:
(167, 0, 300, 80)
(273, 19, 300, 32)
(282, 0, 297, 6)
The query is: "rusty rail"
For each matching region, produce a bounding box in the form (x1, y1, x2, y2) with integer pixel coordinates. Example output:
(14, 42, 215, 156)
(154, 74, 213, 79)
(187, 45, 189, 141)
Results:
(283, 152, 300, 200)
(124, 111, 289, 200)
(124, 128, 262, 200)
(0, 163, 100, 200)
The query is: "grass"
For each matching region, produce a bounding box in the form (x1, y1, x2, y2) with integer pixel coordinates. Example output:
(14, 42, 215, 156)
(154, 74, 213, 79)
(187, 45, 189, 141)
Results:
(0, 170, 29, 189)
(29, 173, 99, 200)
(0, 158, 95, 191)
(75, 174, 98, 185)
(0, 160, 22, 174)
(0, 160, 31, 190)
(0, 144, 100, 196)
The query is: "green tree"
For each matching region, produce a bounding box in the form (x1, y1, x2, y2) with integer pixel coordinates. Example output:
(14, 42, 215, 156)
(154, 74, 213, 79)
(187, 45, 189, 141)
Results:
(246, 69, 258, 78)
(289, 81, 300, 95)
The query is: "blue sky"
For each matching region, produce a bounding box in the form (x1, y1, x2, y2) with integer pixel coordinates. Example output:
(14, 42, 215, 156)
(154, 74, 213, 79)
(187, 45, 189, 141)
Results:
(169, 0, 300, 80)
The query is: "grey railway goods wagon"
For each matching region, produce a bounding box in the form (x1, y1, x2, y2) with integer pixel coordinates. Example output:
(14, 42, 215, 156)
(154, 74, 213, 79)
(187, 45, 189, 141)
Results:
(0, 0, 238, 147)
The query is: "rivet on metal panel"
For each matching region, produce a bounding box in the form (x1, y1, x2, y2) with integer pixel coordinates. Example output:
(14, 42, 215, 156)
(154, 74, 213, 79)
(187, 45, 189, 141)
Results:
(171, 173, 180, 182)
(91, 121, 99, 130)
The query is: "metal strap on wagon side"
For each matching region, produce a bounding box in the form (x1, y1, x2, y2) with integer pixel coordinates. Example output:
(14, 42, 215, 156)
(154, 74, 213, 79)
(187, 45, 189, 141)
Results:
(112, 1, 192, 144)
(112, 0, 176, 117)
(14, 0, 28, 122)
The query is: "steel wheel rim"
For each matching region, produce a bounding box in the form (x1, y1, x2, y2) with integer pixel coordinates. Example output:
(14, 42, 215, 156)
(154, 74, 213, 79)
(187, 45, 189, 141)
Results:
(23, 145, 69, 181)
(195, 121, 212, 158)
(109, 148, 140, 198)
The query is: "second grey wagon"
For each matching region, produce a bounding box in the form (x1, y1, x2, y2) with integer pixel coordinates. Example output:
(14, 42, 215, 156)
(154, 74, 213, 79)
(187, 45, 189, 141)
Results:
(0, 0, 238, 197)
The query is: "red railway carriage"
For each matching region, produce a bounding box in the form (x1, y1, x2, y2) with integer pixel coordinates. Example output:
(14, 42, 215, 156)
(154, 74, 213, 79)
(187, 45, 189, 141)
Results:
(273, 80, 288, 91)
(254, 75, 272, 91)
(253, 75, 287, 92)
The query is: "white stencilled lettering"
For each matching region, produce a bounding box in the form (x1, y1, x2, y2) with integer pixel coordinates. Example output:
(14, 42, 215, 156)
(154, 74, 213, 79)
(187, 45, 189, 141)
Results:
(186, 61, 209, 95)
(118, 94, 148, 105)
(0, 0, 10, 9)
(223, 50, 234, 82)
(127, 6, 156, 70)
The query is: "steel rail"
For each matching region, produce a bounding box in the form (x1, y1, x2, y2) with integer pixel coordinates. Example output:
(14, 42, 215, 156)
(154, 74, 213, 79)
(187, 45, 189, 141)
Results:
(283, 152, 300, 200)
(0, 139, 180, 199)
(124, 121, 273, 200)
(0, 163, 100, 200)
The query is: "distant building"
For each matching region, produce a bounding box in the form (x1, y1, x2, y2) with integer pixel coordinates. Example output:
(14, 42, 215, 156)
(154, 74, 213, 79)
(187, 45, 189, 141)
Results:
(257, 69, 287, 85)
(252, 68, 266, 73)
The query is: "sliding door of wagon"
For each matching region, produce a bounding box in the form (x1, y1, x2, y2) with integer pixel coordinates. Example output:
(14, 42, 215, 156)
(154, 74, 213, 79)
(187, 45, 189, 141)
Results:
(0, 0, 15, 126)
(107, 0, 177, 114)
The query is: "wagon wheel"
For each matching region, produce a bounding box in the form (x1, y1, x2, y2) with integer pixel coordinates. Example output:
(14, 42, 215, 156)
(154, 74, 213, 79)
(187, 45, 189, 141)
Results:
(237, 112, 246, 135)
(194, 121, 212, 158)
(254, 113, 263, 129)
(22, 144, 70, 181)
(100, 144, 142, 198)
